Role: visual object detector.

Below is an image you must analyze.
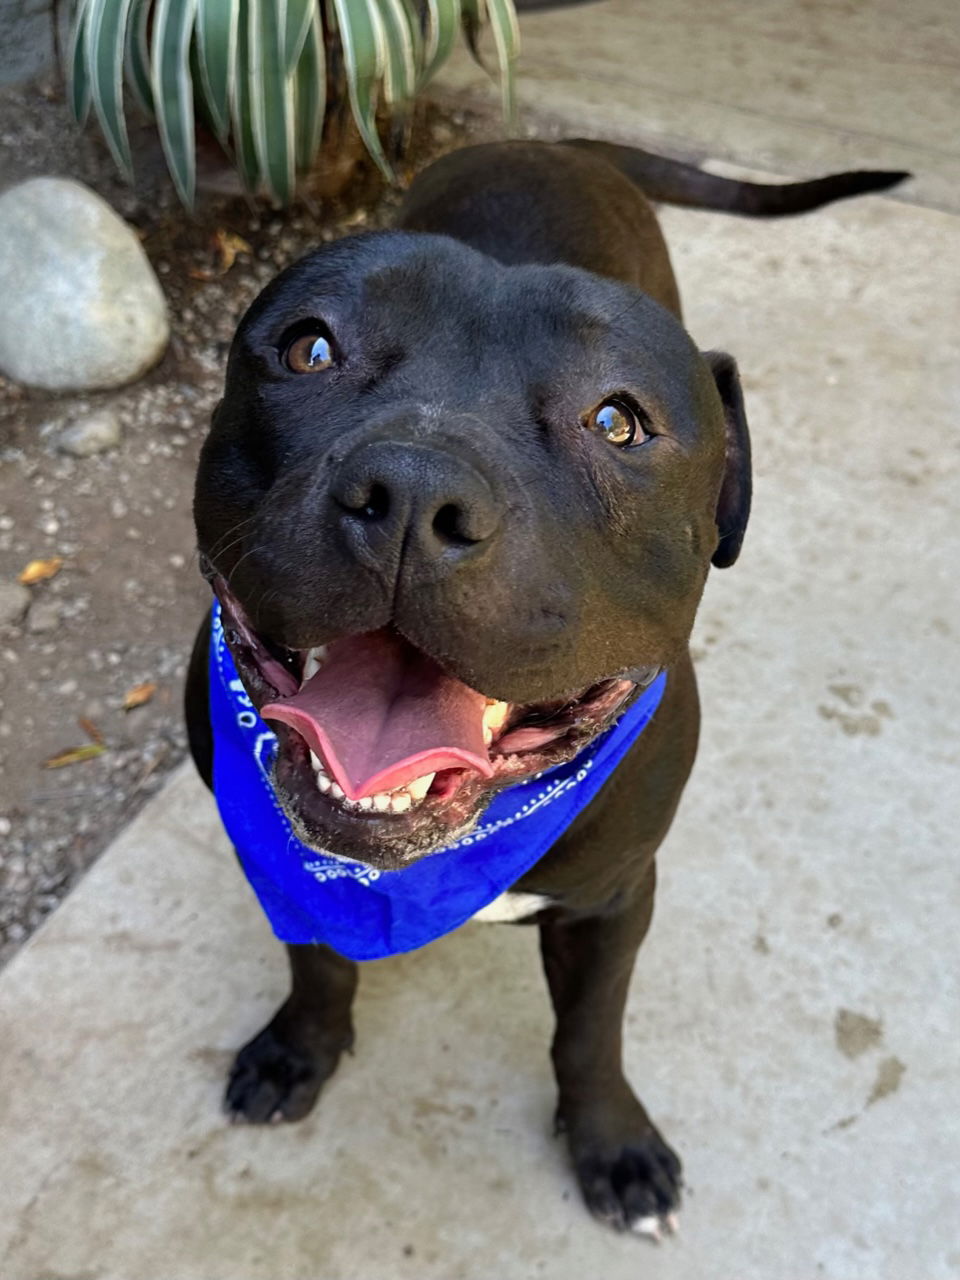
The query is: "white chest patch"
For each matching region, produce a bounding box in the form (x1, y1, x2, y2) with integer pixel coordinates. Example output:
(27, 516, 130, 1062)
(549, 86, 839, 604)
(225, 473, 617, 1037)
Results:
(471, 891, 552, 923)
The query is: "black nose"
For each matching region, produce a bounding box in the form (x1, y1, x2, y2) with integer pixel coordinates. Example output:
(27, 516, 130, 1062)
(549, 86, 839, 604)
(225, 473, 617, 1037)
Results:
(330, 441, 503, 564)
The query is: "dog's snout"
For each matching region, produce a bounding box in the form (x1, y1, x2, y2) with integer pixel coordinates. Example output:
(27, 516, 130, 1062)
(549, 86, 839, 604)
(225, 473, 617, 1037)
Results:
(330, 441, 503, 563)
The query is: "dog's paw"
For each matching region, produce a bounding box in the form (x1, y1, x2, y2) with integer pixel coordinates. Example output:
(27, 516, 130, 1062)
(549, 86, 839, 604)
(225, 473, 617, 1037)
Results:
(574, 1131, 682, 1240)
(224, 1023, 342, 1124)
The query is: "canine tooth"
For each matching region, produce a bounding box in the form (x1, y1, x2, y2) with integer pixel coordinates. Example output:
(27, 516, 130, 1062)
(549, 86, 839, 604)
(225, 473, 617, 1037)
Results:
(390, 791, 412, 813)
(406, 773, 435, 802)
(317, 775, 331, 793)
(302, 646, 327, 682)
(358, 796, 373, 811)
(482, 700, 510, 740)
(330, 782, 344, 800)
(309, 750, 327, 775)
(372, 792, 391, 812)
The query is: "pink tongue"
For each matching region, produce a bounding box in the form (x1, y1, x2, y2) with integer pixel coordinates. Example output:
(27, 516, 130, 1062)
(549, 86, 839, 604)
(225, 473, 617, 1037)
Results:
(260, 630, 493, 801)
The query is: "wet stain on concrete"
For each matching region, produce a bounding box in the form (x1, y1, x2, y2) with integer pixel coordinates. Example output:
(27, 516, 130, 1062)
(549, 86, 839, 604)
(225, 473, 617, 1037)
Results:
(866, 1056, 906, 1106)
(835, 1009, 883, 1059)
(752, 933, 771, 955)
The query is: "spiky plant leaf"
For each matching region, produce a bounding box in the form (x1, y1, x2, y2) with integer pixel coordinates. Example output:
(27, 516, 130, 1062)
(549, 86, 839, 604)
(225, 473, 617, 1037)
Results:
(85, 0, 136, 179)
(68, 0, 93, 123)
(195, 0, 239, 144)
(232, 0, 262, 191)
(123, 0, 154, 116)
(293, 5, 326, 171)
(375, 0, 418, 107)
(482, 0, 519, 121)
(249, 0, 297, 204)
(330, 0, 393, 180)
(420, 0, 460, 86)
(284, 0, 316, 72)
(150, 0, 200, 208)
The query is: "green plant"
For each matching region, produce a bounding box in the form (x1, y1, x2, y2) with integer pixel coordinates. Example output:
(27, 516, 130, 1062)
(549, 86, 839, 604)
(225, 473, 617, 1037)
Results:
(68, 0, 519, 207)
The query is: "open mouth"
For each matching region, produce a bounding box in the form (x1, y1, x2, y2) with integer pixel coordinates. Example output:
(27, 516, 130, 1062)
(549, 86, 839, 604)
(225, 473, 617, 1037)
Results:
(214, 579, 643, 864)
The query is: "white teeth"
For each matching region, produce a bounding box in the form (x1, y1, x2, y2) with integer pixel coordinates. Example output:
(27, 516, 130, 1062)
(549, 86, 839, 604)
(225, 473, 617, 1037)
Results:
(482, 700, 510, 743)
(330, 782, 344, 800)
(309, 750, 327, 775)
(406, 772, 435, 802)
(302, 646, 328, 682)
(317, 774, 331, 793)
(358, 796, 373, 811)
(372, 793, 391, 812)
(390, 791, 412, 813)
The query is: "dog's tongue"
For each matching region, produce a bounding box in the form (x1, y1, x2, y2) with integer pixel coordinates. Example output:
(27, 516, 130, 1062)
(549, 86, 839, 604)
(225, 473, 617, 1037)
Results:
(260, 630, 493, 801)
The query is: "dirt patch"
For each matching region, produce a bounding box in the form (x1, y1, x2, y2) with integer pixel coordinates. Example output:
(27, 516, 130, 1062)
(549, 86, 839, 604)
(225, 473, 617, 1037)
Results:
(0, 78, 511, 964)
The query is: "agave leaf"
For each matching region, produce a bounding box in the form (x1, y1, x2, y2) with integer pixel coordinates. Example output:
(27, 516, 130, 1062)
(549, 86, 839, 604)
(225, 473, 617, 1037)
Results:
(124, 0, 155, 117)
(249, 0, 297, 204)
(375, 0, 417, 107)
(482, 0, 519, 121)
(293, 5, 326, 172)
(330, 0, 393, 181)
(420, 0, 459, 85)
(284, 0, 316, 73)
(85, 0, 136, 179)
(460, 0, 488, 70)
(151, 0, 200, 208)
(232, 0, 262, 192)
(196, 0, 239, 144)
(68, 0, 93, 123)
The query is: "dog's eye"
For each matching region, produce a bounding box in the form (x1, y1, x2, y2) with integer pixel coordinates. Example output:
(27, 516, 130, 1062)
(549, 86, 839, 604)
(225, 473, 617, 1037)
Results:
(283, 330, 335, 373)
(585, 399, 649, 447)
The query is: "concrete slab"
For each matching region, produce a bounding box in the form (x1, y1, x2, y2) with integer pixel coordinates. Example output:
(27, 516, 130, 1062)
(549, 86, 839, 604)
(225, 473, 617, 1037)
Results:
(439, 0, 960, 212)
(1, 186, 958, 1277)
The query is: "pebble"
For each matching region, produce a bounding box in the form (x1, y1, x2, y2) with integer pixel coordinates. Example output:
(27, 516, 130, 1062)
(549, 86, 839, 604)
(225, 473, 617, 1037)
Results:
(57, 409, 123, 457)
(0, 177, 169, 391)
(0, 582, 30, 627)
(27, 601, 62, 634)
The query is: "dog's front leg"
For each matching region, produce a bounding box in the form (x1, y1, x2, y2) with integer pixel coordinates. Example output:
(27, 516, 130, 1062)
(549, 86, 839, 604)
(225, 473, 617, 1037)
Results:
(225, 942, 358, 1124)
(539, 867, 682, 1238)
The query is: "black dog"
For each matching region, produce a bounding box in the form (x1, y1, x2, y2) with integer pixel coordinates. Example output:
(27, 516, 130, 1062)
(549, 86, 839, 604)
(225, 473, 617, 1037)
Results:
(186, 141, 906, 1238)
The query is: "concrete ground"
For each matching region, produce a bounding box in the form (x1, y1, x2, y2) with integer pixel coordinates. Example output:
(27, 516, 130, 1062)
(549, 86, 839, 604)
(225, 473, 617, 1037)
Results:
(2, 3, 959, 1278)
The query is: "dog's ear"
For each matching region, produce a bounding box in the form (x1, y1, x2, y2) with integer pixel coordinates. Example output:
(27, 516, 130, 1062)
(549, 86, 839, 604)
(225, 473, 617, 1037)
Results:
(703, 351, 752, 568)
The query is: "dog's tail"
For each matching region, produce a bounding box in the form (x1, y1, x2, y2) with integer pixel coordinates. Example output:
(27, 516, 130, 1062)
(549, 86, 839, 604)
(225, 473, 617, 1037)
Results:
(563, 139, 910, 217)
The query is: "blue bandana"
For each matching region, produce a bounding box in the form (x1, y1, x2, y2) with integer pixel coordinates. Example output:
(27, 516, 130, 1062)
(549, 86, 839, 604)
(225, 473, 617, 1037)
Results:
(209, 603, 666, 961)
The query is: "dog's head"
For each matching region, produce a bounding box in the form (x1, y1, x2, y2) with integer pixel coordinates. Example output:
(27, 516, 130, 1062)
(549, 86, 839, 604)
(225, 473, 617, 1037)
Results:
(195, 232, 750, 867)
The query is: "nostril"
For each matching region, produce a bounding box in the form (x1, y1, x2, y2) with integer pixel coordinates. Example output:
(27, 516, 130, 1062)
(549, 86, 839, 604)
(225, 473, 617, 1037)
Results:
(432, 502, 475, 546)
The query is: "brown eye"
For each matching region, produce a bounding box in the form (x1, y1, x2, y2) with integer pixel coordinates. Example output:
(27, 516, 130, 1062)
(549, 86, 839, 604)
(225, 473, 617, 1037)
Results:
(585, 399, 648, 447)
(283, 330, 335, 373)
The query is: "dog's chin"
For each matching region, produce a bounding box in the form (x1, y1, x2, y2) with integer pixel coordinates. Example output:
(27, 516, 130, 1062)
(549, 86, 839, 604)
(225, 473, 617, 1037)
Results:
(214, 580, 656, 872)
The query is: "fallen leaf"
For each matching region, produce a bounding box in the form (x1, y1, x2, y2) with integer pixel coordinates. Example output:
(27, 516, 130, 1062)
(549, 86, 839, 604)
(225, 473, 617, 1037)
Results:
(188, 228, 253, 281)
(123, 681, 157, 711)
(78, 717, 104, 745)
(18, 556, 63, 585)
(44, 743, 105, 769)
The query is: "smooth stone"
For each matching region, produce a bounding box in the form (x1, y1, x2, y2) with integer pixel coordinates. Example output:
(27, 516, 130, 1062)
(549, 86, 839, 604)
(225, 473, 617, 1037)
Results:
(0, 581, 31, 627)
(57, 409, 123, 457)
(0, 177, 169, 391)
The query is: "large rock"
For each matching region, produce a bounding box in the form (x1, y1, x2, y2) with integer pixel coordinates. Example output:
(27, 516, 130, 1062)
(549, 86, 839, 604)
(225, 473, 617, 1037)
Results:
(0, 177, 169, 391)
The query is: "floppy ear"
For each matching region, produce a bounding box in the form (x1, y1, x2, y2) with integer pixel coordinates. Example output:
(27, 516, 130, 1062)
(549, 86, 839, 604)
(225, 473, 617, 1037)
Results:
(703, 351, 752, 568)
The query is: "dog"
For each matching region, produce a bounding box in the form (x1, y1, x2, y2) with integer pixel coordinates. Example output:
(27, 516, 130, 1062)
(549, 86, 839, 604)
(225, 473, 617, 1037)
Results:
(185, 140, 907, 1238)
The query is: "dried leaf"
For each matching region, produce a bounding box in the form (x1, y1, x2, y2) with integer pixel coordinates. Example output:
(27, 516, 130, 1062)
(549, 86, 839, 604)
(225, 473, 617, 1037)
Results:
(123, 681, 158, 711)
(188, 228, 253, 281)
(78, 717, 104, 745)
(18, 556, 64, 585)
(44, 743, 106, 769)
